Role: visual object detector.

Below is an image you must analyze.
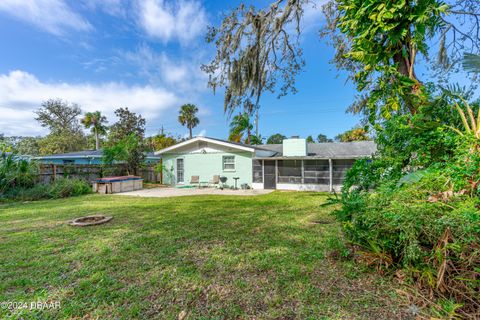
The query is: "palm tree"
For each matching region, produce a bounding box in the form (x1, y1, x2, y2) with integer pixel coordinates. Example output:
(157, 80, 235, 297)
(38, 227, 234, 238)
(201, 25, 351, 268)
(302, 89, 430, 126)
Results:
(249, 134, 263, 145)
(178, 104, 200, 139)
(229, 112, 253, 144)
(81, 111, 108, 150)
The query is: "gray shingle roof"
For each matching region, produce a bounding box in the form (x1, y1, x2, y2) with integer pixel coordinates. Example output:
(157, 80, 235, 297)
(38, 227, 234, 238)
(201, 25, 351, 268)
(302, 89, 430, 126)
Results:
(36, 150, 103, 158)
(201, 136, 273, 151)
(35, 149, 160, 159)
(254, 141, 377, 159)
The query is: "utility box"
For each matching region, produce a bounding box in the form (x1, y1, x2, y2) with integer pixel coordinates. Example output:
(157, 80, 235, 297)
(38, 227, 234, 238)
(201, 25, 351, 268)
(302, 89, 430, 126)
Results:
(283, 138, 307, 157)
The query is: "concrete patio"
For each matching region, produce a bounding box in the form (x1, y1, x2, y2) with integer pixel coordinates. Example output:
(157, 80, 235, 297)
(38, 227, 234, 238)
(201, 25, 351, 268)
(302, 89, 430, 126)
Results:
(114, 187, 274, 198)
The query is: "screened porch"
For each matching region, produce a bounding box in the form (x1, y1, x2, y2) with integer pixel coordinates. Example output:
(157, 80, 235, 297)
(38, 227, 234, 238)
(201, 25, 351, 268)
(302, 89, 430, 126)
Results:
(252, 158, 355, 191)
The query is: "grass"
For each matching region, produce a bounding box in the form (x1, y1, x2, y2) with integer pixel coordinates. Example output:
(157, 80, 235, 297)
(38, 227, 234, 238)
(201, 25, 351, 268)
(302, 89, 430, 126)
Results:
(0, 192, 407, 319)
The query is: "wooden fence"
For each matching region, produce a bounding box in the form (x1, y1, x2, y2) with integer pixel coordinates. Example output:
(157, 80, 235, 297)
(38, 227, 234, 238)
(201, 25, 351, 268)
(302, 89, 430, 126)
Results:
(38, 164, 162, 184)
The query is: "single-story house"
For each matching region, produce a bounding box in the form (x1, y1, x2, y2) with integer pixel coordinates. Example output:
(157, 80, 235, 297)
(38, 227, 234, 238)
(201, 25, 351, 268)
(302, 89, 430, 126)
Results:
(155, 136, 376, 191)
(1, 151, 31, 161)
(34, 150, 161, 165)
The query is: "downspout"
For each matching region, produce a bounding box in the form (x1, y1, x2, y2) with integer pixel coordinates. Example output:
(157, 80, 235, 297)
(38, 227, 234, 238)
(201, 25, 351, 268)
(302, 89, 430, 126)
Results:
(329, 158, 333, 192)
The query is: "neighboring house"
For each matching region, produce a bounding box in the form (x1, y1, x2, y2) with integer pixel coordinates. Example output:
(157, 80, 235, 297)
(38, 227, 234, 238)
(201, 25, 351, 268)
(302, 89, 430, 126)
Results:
(34, 150, 161, 165)
(155, 136, 376, 191)
(1, 151, 31, 161)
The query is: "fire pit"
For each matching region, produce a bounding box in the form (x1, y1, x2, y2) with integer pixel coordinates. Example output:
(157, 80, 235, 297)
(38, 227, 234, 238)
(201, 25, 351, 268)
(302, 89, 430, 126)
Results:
(69, 215, 113, 227)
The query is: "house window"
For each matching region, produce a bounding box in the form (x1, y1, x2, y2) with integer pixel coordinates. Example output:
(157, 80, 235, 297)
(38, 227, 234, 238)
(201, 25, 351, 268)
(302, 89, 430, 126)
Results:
(223, 156, 235, 171)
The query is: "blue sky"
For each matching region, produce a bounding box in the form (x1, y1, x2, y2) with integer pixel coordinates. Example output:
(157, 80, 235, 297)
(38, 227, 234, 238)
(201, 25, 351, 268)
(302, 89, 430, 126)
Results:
(0, 0, 363, 140)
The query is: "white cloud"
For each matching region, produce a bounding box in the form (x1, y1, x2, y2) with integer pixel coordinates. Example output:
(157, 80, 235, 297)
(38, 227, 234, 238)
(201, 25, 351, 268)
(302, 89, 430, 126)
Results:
(0, 0, 92, 36)
(83, 0, 128, 17)
(122, 45, 207, 92)
(0, 70, 180, 136)
(302, 0, 328, 31)
(137, 0, 207, 44)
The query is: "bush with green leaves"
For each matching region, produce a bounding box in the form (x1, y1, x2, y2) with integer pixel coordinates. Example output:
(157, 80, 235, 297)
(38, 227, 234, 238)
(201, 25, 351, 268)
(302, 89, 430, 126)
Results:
(3, 178, 91, 201)
(338, 166, 480, 317)
(103, 133, 144, 175)
(0, 152, 37, 194)
(339, 93, 480, 317)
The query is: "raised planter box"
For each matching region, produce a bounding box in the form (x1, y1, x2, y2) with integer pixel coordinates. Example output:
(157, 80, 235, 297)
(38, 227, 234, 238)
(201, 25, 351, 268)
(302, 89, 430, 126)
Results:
(93, 176, 143, 194)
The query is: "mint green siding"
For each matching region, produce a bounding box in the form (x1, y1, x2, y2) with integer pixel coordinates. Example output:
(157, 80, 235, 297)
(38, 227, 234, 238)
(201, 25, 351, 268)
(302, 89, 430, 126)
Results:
(283, 139, 307, 157)
(162, 151, 253, 188)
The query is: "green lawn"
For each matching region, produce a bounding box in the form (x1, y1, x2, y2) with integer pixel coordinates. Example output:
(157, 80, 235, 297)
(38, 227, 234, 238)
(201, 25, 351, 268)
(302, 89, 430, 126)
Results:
(0, 192, 406, 319)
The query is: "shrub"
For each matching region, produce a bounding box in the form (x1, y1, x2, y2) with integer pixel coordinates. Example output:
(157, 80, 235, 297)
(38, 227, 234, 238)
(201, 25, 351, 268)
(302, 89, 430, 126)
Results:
(0, 152, 37, 194)
(338, 166, 480, 317)
(4, 178, 91, 201)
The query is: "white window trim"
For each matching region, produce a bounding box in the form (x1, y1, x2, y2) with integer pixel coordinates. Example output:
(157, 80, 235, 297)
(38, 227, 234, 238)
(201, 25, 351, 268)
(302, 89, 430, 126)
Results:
(222, 155, 236, 172)
(155, 137, 255, 154)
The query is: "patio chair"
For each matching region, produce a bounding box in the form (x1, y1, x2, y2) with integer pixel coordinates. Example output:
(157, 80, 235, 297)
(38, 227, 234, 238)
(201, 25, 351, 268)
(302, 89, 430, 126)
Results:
(209, 175, 220, 188)
(190, 175, 200, 187)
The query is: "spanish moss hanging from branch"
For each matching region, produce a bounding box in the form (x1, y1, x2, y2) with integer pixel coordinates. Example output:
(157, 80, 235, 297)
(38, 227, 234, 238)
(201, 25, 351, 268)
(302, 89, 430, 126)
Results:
(202, 0, 309, 117)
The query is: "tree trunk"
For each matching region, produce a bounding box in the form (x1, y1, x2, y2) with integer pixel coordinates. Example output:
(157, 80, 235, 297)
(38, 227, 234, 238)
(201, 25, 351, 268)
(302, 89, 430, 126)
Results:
(94, 127, 100, 150)
(189, 127, 193, 139)
(393, 40, 422, 115)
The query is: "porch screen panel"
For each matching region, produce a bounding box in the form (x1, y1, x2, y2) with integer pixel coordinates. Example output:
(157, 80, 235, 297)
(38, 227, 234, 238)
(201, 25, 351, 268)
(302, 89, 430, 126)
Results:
(304, 160, 329, 184)
(332, 159, 355, 185)
(253, 160, 263, 183)
(278, 160, 302, 184)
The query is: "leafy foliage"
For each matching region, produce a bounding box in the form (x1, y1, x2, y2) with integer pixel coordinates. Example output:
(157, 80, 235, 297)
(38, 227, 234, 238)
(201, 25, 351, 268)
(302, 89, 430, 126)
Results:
(0, 136, 41, 156)
(249, 134, 264, 145)
(108, 107, 146, 145)
(266, 133, 286, 144)
(144, 133, 179, 152)
(82, 111, 108, 150)
(337, 170, 480, 318)
(178, 104, 200, 139)
(103, 133, 145, 175)
(335, 127, 370, 142)
(339, 91, 480, 317)
(203, 0, 307, 115)
(14, 137, 41, 156)
(0, 152, 37, 195)
(228, 112, 254, 144)
(4, 178, 91, 201)
(0, 134, 12, 152)
(38, 132, 87, 156)
(35, 99, 87, 155)
(322, 0, 480, 123)
(317, 134, 333, 143)
(35, 99, 83, 134)
(205, 0, 480, 123)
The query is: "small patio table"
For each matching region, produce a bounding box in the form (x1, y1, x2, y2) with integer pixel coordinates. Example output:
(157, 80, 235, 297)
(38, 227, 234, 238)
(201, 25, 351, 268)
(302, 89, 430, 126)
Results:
(233, 177, 240, 189)
(199, 181, 209, 188)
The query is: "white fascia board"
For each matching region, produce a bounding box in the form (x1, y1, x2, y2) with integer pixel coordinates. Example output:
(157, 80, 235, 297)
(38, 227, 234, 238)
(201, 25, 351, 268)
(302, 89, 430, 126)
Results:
(154, 137, 255, 155)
